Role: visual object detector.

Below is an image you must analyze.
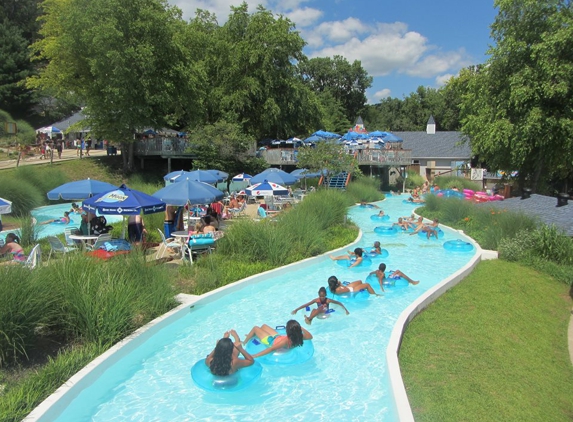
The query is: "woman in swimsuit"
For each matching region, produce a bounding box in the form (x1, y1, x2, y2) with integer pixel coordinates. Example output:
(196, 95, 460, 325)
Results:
(0, 233, 25, 263)
(243, 319, 312, 358)
(40, 211, 71, 225)
(205, 329, 254, 376)
(330, 247, 365, 268)
(291, 286, 349, 325)
(327, 275, 379, 296)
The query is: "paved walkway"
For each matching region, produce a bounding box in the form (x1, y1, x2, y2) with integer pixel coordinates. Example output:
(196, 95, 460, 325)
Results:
(0, 148, 112, 171)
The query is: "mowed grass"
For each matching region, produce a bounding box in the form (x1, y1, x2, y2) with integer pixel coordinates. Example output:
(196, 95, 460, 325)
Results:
(399, 260, 573, 422)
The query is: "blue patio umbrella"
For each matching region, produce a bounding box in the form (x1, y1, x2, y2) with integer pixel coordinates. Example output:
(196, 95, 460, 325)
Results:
(303, 135, 322, 143)
(379, 132, 403, 142)
(251, 169, 297, 186)
(82, 184, 166, 215)
(232, 173, 253, 181)
(47, 178, 118, 200)
(152, 178, 224, 207)
(0, 197, 12, 214)
(246, 180, 289, 197)
(164, 170, 218, 184)
(368, 130, 385, 137)
(207, 169, 228, 182)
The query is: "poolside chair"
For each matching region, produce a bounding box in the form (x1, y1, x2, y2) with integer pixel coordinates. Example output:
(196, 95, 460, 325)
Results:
(23, 244, 41, 270)
(156, 228, 182, 259)
(64, 227, 79, 246)
(228, 201, 247, 218)
(47, 236, 78, 261)
(86, 233, 112, 251)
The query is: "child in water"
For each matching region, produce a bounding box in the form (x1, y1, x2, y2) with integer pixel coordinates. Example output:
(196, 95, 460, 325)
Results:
(291, 286, 349, 325)
(368, 263, 419, 291)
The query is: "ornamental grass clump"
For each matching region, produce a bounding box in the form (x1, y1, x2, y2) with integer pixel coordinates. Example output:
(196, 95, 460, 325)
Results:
(345, 177, 384, 203)
(0, 265, 55, 367)
(40, 252, 176, 346)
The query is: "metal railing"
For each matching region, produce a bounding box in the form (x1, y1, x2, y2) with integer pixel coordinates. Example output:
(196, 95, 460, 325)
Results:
(135, 138, 191, 156)
(259, 148, 412, 166)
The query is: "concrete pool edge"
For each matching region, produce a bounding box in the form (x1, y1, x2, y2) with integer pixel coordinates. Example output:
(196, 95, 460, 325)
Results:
(386, 239, 488, 421)
(24, 231, 365, 421)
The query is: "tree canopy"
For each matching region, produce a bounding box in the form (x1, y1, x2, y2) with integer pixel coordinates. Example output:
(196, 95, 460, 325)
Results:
(461, 0, 573, 191)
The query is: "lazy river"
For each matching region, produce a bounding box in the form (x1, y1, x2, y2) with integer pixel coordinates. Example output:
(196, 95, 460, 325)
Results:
(28, 195, 479, 421)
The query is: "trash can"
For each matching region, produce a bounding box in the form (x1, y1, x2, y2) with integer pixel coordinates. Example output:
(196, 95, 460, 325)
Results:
(503, 184, 512, 199)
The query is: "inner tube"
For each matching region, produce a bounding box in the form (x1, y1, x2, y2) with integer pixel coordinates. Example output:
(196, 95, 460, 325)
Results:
(336, 255, 372, 268)
(418, 228, 444, 239)
(463, 189, 475, 195)
(51, 219, 68, 225)
(245, 326, 314, 365)
(306, 306, 335, 319)
(443, 239, 474, 252)
(402, 199, 422, 205)
(362, 247, 389, 259)
(370, 214, 390, 222)
(332, 284, 370, 301)
(374, 225, 398, 236)
(359, 204, 375, 208)
(191, 360, 263, 392)
(366, 273, 409, 289)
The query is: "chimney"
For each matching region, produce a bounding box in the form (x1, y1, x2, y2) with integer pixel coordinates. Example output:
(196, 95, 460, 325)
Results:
(521, 188, 532, 200)
(557, 193, 569, 207)
(426, 115, 436, 134)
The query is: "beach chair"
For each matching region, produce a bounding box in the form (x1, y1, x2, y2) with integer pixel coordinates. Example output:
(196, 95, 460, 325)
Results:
(228, 201, 247, 218)
(86, 233, 112, 251)
(47, 236, 78, 260)
(64, 227, 79, 246)
(156, 228, 182, 259)
(23, 244, 41, 270)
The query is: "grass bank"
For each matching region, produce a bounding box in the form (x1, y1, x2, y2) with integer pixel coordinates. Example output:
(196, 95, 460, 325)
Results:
(399, 260, 573, 421)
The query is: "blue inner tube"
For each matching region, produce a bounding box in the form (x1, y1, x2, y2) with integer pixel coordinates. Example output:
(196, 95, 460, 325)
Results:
(191, 360, 263, 392)
(361, 247, 389, 259)
(51, 219, 68, 225)
(245, 327, 314, 365)
(336, 255, 372, 268)
(306, 306, 336, 319)
(443, 239, 474, 252)
(374, 225, 398, 236)
(402, 199, 423, 205)
(331, 284, 370, 302)
(359, 204, 375, 208)
(370, 214, 390, 222)
(366, 273, 409, 289)
(418, 227, 444, 239)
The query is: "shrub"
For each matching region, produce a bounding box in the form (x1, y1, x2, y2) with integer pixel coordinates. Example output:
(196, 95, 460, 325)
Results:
(398, 170, 424, 190)
(0, 178, 45, 217)
(346, 177, 384, 203)
(0, 265, 54, 367)
(434, 175, 481, 192)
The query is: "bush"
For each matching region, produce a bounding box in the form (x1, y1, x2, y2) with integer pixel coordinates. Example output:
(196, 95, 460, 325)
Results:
(398, 170, 424, 190)
(0, 178, 45, 217)
(0, 266, 54, 366)
(346, 177, 385, 203)
(434, 175, 481, 192)
(40, 252, 176, 346)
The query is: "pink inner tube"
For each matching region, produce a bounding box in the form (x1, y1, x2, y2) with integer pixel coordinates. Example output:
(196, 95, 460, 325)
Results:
(463, 189, 474, 195)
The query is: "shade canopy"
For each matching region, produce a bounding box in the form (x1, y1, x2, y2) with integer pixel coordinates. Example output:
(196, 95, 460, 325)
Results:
(246, 180, 289, 197)
(0, 197, 12, 214)
(47, 179, 118, 200)
(164, 170, 219, 184)
(207, 169, 228, 182)
(152, 178, 224, 206)
(82, 184, 166, 215)
(232, 173, 253, 181)
(250, 168, 297, 186)
(37, 126, 62, 134)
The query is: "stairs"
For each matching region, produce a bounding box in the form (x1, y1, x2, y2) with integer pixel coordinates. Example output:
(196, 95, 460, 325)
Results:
(328, 172, 348, 189)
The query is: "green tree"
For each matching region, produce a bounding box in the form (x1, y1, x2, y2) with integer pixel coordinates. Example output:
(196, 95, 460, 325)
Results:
(461, 0, 573, 191)
(29, 0, 205, 172)
(300, 55, 372, 123)
(186, 120, 267, 190)
(195, 3, 321, 140)
(296, 142, 361, 185)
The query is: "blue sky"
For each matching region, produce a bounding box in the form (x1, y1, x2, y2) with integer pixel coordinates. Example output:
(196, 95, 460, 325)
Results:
(168, 0, 498, 103)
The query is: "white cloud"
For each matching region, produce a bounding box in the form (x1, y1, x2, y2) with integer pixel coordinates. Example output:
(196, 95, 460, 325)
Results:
(373, 88, 391, 100)
(435, 73, 455, 87)
(285, 7, 323, 28)
(309, 22, 428, 77)
(312, 17, 370, 43)
(406, 50, 469, 77)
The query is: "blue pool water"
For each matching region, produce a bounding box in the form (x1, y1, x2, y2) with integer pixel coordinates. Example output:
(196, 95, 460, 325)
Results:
(42, 195, 477, 422)
(30, 203, 122, 239)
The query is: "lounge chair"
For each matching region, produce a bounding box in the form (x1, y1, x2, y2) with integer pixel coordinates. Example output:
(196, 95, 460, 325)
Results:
(86, 233, 112, 251)
(156, 228, 182, 259)
(23, 244, 41, 270)
(228, 201, 247, 218)
(47, 236, 78, 260)
(64, 227, 79, 246)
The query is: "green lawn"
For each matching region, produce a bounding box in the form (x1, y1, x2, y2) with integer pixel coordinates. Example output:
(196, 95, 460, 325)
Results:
(399, 260, 573, 422)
